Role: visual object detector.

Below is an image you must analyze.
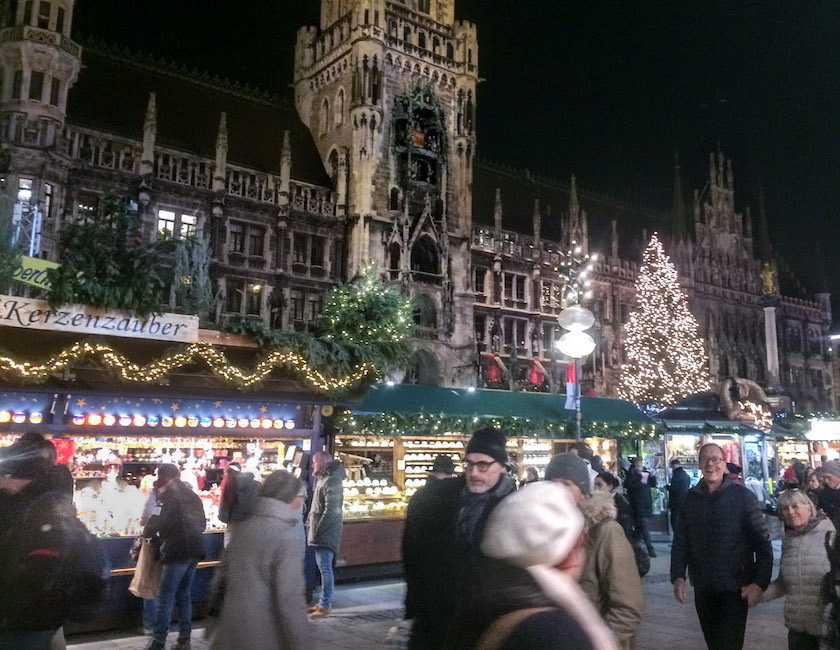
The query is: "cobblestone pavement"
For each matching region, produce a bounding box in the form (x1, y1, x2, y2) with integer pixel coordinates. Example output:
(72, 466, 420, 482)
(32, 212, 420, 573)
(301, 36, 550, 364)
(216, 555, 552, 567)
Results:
(68, 541, 789, 650)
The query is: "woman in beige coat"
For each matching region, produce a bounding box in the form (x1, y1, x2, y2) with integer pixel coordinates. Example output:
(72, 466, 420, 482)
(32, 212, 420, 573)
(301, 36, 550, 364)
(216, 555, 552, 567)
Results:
(210, 471, 312, 650)
(763, 489, 835, 650)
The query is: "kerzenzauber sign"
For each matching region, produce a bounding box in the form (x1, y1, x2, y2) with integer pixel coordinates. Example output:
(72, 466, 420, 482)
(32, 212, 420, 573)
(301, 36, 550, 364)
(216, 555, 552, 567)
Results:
(0, 294, 199, 343)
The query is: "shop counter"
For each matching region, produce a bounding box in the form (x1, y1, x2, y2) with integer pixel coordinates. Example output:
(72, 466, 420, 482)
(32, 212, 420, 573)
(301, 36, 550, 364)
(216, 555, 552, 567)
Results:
(66, 531, 224, 634)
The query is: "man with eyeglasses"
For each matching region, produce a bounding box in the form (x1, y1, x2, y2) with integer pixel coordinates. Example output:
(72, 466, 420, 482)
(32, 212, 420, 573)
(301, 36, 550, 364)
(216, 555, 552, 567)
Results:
(671, 443, 773, 650)
(445, 427, 516, 648)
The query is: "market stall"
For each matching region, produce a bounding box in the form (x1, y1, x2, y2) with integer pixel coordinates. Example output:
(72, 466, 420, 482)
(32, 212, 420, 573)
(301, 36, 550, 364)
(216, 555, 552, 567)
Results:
(333, 384, 655, 570)
(0, 388, 323, 631)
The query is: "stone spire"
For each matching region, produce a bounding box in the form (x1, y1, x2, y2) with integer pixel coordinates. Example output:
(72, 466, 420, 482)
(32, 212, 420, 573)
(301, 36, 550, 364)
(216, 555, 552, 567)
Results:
(493, 188, 503, 234)
(569, 174, 579, 217)
(140, 93, 157, 177)
(213, 113, 228, 193)
(672, 149, 688, 240)
(279, 130, 292, 208)
(532, 198, 541, 259)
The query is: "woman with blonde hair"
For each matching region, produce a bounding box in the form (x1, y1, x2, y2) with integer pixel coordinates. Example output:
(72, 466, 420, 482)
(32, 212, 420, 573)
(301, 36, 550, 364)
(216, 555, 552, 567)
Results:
(763, 488, 835, 650)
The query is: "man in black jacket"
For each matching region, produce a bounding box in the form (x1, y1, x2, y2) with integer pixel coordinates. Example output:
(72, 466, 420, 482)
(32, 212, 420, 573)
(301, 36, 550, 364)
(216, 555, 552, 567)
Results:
(145, 464, 206, 650)
(625, 457, 657, 557)
(671, 443, 772, 650)
(403, 455, 460, 649)
(667, 458, 691, 537)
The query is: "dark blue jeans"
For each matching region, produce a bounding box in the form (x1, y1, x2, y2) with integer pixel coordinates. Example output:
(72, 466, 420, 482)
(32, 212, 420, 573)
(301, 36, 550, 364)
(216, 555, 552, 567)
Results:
(153, 559, 197, 645)
(313, 547, 335, 609)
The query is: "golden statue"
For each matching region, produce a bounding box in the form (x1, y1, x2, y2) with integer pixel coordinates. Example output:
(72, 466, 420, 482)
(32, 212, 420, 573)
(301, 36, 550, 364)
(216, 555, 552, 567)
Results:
(760, 260, 777, 295)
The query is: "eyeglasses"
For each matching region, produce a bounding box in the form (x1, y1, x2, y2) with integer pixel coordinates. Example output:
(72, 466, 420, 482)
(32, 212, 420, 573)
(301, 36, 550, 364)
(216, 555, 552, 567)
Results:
(699, 456, 725, 466)
(463, 460, 499, 473)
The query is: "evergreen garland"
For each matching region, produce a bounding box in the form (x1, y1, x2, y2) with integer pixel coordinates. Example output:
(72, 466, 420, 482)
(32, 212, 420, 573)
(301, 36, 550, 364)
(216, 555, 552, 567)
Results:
(0, 192, 19, 293)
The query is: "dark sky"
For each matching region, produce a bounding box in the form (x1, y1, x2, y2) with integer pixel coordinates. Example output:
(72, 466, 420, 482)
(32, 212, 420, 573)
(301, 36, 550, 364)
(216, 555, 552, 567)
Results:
(74, 1, 840, 307)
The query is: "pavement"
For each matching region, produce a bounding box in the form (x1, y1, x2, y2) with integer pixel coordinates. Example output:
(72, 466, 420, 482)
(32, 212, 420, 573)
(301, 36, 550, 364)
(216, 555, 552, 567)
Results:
(67, 540, 789, 650)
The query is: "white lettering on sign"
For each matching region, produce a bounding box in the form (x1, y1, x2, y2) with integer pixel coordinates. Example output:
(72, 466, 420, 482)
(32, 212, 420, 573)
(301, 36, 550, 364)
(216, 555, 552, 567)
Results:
(0, 294, 199, 343)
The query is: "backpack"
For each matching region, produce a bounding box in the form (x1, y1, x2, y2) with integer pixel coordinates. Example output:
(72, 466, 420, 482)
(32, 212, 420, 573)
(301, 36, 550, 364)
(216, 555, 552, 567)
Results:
(0, 490, 108, 630)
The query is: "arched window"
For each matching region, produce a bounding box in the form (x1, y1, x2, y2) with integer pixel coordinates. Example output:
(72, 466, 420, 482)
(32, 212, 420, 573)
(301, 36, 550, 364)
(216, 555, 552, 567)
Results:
(432, 37, 440, 54)
(328, 149, 339, 188)
(411, 237, 439, 275)
(414, 294, 437, 329)
(418, 31, 426, 49)
(418, 0, 431, 14)
(414, 350, 440, 386)
(319, 98, 330, 135)
(390, 187, 400, 211)
(389, 243, 401, 271)
(446, 43, 454, 59)
(403, 25, 411, 42)
(335, 88, 345, 125)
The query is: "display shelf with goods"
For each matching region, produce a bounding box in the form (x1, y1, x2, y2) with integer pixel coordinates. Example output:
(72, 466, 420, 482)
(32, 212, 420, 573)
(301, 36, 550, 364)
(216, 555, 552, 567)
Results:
(809, 440, 838, 464)
(665, 434, 702, 487)
(641, 439, 667, 516)
(521, 440, 552, 479)
(779, 440, 815, 466)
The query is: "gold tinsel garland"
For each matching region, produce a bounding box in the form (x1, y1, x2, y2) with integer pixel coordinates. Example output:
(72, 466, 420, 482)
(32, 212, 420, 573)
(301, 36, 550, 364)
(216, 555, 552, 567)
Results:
(0, 342, 378, 392)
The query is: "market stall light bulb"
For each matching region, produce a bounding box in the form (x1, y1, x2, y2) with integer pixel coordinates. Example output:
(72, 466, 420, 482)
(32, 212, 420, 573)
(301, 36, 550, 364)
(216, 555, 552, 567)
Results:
(284, 419, 295, 430)
(273, 419, 284, 429)
(225, 418, 236, 428)
(103, 414, 116, 426)
(87, 414, 102, 426)
(174, 417, 187, 428)
(71, 414, 85, 426)
(147, 415, 159, 427)
(238, 418, 250, 428)
(249, 418, 261, 429)
(0, 411, 10, 423)
(260, 418, 272, 429)
(11, 412, 26, 424)
(119, 415, 131, 427)
(200, 417, 212, 428)
(212, 417, 225, 428)
(133, 415, 146, 427)
(187, 417, 199, 428)
(161, 416, 174, 428)
(28, 413, 43, 424)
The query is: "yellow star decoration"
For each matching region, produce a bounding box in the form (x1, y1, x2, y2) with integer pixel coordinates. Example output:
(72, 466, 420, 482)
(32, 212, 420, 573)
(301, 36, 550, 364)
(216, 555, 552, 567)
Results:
(76, 399, 86, 407)
(0, 341, 378, 392)
(260, 406, 268, 413)
(214, 401, 222, 408)
(171, 404, 179, 411)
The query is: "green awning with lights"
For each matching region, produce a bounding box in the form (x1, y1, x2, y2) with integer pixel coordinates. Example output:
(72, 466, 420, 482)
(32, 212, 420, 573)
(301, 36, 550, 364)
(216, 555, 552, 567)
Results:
(352, 385, 652, 425)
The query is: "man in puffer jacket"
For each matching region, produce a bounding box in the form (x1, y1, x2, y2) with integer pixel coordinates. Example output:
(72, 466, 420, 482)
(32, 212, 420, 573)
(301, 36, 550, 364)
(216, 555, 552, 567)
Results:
(671, 443, 773, 650)
(762, 488, 835, 650)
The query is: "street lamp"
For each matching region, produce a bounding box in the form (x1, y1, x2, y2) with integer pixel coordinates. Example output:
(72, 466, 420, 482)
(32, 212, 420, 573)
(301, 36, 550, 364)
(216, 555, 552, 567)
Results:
(557, 305, 596, 441)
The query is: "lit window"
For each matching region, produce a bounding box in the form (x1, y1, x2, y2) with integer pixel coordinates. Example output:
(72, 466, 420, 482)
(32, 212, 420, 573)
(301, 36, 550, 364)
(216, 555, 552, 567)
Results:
(17, 177, 33, 205)
(76, 191, 98, 217)
(157, 209, 175, 239)
(246, 283, 262, 315)
(228, 222, 245, 254)
(179, 213, 197, 239)
(43, 183, 53, 218)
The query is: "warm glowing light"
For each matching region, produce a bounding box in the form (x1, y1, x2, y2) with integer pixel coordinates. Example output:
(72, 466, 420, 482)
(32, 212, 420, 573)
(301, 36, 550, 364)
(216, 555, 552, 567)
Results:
(11, 412, 26, 424)
(103, 414, 116, 426)
(72, 414, 85, 425)
(0, 411, 11, 423)
(161, 416, 174, 427)
(225, 418, 236, 428)
(249, 418, 261, 429)
(87, 414, 102, 426)
(284, 419, 295, 429)
(133, 415, 146, 427)
(147, 416, 160, 427)
(238, 418, 250, 428)
(174, 417, 187, 428)
(273, 419, 285, 429)
(29, 413, 43, 424)
(260, 418, 272, 429)
(212, 417, 225, 428)
(187, 417, 199, 428)
(200, 417, 212, 428)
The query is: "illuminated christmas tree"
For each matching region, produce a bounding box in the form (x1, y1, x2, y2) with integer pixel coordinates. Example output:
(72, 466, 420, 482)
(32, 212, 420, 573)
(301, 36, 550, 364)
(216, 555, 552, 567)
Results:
(619, 234, 709, 409)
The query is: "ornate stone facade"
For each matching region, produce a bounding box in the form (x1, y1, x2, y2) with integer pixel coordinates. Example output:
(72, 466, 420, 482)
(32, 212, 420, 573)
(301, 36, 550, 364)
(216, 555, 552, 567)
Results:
(0, 0, 831, 410)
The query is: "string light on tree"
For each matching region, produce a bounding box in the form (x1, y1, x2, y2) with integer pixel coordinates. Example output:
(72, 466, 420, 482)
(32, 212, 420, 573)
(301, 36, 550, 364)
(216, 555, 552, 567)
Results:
(619, 233, 710, 409)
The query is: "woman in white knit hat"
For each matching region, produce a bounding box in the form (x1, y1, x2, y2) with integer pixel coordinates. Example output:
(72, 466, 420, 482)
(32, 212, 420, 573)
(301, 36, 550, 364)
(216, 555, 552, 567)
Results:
(474, 481, 619, 650)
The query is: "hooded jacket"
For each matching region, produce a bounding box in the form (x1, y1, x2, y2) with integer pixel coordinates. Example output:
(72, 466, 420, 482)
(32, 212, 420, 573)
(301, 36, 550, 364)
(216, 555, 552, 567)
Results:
(210, 497, 312, 650)
(147, 480, 206, 564)
(307, 461, 346, 553)
(578, 492, 644, 650)
(670, 474, 773, 592)
(763, 516, 835, 637)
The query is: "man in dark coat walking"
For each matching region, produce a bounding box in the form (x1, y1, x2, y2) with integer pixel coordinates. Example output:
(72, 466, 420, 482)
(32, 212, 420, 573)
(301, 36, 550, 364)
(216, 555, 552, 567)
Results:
(625, 457, 657, 557)
(445, 428, 516, 648)
(668, 458, 691, 538)
(403, 456, 460, 649)
(671, 443, 773, 650)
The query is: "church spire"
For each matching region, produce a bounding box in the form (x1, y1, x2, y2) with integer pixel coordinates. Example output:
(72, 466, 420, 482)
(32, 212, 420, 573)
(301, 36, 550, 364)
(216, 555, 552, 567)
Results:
(672, 149, 688, 240)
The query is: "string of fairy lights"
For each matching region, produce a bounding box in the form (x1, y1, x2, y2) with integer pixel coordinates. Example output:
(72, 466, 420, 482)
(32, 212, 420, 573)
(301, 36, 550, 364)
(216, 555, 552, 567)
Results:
(555, 241, 597, 307)
(334, 410, 660, 440)
(0, 342, 378, 392)
(619, 234, 710, 409)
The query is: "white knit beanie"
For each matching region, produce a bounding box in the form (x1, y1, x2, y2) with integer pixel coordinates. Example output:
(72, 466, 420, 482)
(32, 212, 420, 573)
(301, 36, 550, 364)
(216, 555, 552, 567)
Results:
(481, 481, 584, 569)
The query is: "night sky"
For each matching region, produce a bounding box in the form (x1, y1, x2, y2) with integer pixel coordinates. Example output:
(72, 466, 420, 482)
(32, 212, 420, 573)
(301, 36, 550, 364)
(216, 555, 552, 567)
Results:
(74, 1, 840, 312)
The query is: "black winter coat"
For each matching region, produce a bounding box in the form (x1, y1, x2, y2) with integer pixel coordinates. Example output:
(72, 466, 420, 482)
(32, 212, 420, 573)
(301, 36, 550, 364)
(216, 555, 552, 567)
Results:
(670, 475, 772, 592)
(625, 467, 657, 518)
(818, 487, 840, 531)
(668, 467, 691, 514)
(403, 475, 463, 623)
(146, 481, 206, 564)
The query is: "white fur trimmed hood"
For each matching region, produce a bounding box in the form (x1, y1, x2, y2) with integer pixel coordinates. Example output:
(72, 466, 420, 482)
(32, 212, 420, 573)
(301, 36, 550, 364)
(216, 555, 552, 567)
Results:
(578, 492, 618, 529)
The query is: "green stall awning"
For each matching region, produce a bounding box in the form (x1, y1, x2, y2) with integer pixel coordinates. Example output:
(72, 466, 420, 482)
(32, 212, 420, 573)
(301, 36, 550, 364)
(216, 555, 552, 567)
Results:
(349, 385, 653, 429)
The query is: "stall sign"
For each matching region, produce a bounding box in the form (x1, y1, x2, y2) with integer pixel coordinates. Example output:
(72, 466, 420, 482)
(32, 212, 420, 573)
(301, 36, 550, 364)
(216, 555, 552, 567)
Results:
(807, 419, 840, 441)
(0, 294, 198, 343)
(14, 256, 59, 290)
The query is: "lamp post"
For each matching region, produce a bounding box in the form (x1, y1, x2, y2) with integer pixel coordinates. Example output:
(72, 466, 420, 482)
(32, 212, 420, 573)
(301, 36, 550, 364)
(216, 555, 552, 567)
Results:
(557, 305, 596, 441)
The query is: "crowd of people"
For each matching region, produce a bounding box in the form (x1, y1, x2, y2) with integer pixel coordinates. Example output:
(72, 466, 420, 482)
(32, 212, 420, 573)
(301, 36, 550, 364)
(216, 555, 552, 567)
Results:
(4, 429, 840, 649)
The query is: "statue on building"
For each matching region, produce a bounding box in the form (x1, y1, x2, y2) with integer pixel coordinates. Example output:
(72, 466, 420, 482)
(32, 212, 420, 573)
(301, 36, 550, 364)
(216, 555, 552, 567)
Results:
(760, 260, 778, 295)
